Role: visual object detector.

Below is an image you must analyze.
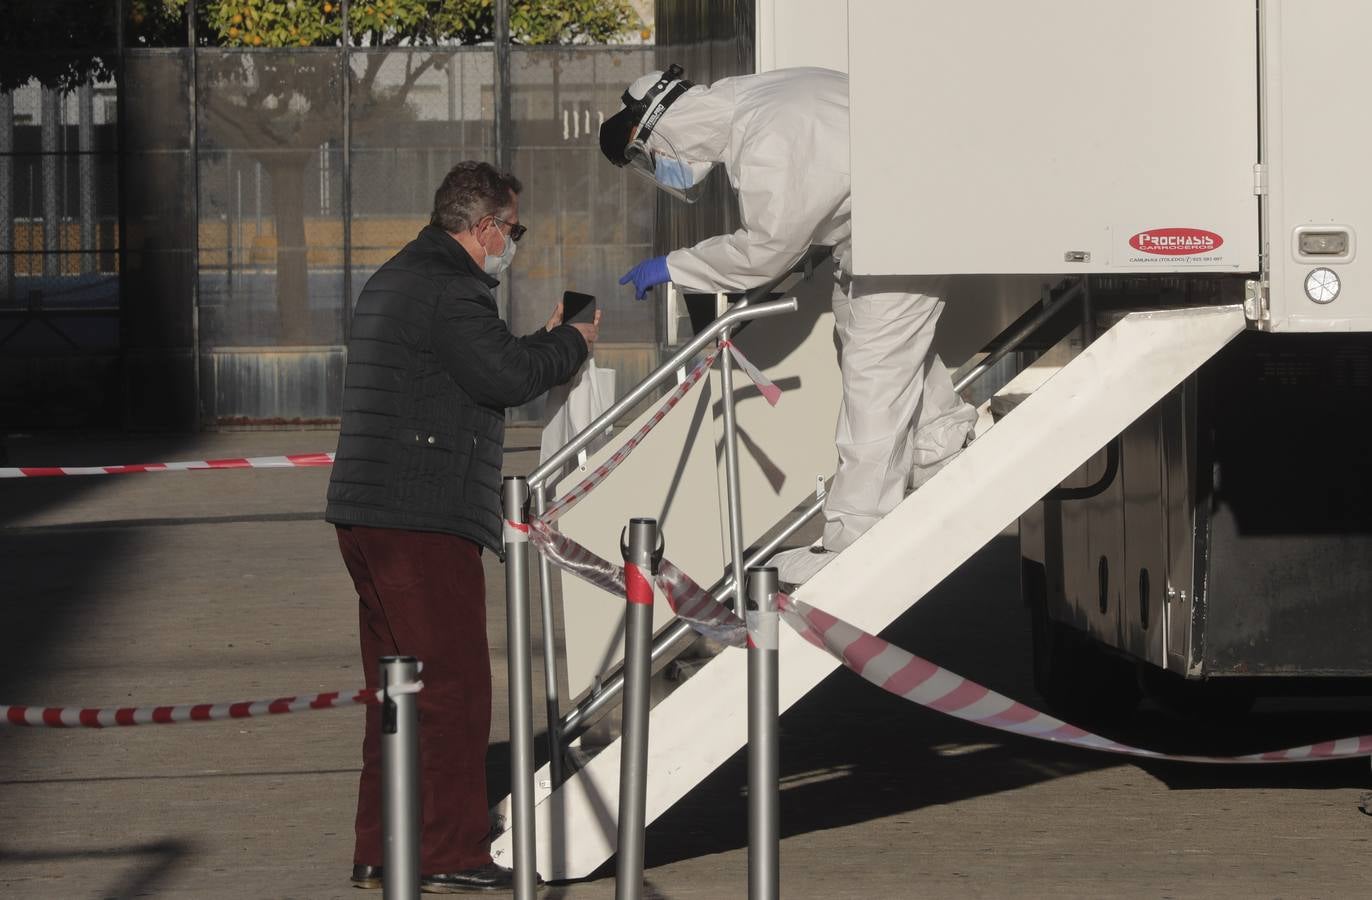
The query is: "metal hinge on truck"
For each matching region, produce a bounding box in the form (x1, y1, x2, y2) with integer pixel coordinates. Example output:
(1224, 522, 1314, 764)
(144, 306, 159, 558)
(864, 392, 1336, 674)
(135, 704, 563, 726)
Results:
(1244, 279, 1270, 325)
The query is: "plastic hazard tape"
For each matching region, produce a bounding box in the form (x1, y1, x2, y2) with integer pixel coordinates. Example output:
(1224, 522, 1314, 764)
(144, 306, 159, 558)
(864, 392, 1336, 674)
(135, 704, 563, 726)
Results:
(540, 339, 777, 522)
(777, 592, 1372, 765)
(1, 680, 422, 729)
(0, 452, 336, 479)
(2, 339, 776, 483)
(746, 610, 780, 651)
(540, 347, 720, 523)
(3, 688, 374, 728)
(625, 562, 655, 606)
(527, 518, 747, 647)
(722, 340, 781, 407)
(503, 520, 530, 545)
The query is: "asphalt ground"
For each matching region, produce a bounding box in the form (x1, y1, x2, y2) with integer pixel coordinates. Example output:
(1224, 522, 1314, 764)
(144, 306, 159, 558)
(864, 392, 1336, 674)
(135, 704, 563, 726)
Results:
(1, 429, 1370, 899)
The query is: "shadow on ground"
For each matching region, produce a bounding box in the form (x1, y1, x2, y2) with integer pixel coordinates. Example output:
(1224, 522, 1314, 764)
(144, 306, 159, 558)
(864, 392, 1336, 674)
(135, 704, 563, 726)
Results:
(0, 837, 197, 899)
(0, 434, 205, 709)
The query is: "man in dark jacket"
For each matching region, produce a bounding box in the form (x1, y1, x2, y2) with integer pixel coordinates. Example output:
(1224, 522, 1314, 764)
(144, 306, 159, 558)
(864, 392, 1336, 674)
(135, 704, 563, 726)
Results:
(326, 161, 598, 892)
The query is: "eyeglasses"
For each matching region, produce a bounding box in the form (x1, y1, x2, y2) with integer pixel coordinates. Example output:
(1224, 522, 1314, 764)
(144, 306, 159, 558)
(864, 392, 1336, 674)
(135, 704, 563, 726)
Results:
(491, 216, 527, 243)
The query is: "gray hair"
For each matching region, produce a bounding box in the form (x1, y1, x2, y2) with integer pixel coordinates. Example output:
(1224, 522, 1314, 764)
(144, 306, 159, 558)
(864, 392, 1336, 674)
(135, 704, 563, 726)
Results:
(430, 161, 522, 233)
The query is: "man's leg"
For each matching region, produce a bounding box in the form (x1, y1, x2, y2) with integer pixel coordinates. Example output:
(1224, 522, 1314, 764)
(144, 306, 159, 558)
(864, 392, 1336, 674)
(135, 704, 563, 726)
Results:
(337, 525, 392, 871)
(341, 525, 493, 875)
(821, 276, 946, 553)
(908, 354, 979, 490)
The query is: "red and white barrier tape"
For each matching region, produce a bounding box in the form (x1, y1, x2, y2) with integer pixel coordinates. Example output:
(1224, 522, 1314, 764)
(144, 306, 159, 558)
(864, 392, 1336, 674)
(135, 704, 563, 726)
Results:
(656, 556, 745, 646)
(0, 453, 336, 479)
(1, 679, 422, 729)
(536, 527, 1372, 763)
(529, 489, 1372, 764)
(777, 592, 1372, 764)
(746, 610, 780, 652)
(503, 520, 530, 545)
(540, 347, 720, 523)
(2, 340, 777, 483)
(625, 562, 655, 606)
(722, 339, 781, 407)
(525, 518, 747, 647)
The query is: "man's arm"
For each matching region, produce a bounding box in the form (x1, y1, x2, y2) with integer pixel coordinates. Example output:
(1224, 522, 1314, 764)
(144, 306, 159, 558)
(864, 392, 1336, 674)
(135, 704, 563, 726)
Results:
(431, 291, 588, 409)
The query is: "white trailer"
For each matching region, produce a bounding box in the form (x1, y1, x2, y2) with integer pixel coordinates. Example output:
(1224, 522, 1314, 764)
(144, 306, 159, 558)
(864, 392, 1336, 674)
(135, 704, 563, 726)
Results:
(495, 1, 1372, 878)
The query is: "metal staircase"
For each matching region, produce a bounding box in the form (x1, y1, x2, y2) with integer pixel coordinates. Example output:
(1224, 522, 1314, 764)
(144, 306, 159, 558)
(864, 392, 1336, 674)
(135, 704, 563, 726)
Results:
(493, 281, 1247, 878)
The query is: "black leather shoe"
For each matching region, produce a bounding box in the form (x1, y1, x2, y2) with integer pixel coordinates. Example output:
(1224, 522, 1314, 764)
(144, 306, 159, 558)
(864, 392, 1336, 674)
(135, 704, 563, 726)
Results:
(350, 863, 383, 889)
(422, 862, 540, 893)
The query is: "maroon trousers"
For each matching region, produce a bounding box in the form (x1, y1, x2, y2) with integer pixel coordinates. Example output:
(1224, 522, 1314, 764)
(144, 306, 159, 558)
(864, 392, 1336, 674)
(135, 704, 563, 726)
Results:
(336, 524, 493, 874)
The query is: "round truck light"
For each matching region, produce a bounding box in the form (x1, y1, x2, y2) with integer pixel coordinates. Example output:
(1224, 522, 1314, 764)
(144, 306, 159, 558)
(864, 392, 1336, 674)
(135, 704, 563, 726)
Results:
(1304, 267, 1340, 304)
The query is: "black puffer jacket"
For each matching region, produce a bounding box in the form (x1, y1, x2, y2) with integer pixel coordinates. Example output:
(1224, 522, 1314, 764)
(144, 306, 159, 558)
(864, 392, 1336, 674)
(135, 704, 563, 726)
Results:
(325, 225, 587, 552)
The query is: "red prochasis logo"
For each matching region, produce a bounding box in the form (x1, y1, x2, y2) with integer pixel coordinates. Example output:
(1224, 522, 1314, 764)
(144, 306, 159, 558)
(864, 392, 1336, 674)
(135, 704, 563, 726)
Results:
(1129, 228, 1223, 256)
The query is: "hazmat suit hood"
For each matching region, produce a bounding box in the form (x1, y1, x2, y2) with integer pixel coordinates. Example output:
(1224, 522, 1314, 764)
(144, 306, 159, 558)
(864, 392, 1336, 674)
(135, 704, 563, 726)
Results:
(652, 67, 853, 293)
(600, 67, 730, 203)
(645, 80, 735, 168)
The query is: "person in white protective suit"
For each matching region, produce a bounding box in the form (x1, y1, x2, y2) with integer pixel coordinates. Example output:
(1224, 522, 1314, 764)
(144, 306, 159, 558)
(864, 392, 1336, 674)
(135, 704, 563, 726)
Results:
(600, 65, 978, 585)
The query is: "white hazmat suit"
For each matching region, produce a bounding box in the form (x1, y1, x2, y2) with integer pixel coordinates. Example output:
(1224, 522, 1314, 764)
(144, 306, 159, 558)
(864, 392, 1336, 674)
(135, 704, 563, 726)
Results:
(639, 68, 977, 579)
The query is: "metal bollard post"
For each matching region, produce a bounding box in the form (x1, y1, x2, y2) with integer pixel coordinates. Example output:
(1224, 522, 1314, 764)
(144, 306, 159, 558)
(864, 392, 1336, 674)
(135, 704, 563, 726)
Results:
(381, 655, 421, 900)
(502, 476, 538, 900)
(616, 517, 659, 900)
(746, 566, 780, 900)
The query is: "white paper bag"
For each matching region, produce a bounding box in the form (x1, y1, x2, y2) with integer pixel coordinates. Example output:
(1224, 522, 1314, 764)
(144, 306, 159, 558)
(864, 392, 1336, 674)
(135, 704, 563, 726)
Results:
(539, 357, 617, 473)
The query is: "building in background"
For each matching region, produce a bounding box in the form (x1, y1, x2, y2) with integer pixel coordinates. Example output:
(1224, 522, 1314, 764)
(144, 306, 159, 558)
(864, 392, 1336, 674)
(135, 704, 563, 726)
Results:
(0, 1, 657, 430)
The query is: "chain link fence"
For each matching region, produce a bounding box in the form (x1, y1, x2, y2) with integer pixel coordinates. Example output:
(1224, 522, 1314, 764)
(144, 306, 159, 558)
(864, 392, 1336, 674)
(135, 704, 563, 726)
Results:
(2, 3, 658, 428)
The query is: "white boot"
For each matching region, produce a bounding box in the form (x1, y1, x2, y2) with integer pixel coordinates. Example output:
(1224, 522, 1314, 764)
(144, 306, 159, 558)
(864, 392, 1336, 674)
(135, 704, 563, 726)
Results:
(769, 542, 838, 588)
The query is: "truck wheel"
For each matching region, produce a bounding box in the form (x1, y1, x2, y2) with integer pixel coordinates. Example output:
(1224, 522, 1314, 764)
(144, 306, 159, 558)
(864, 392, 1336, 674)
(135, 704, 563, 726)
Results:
(1024, 560, 1141, 721)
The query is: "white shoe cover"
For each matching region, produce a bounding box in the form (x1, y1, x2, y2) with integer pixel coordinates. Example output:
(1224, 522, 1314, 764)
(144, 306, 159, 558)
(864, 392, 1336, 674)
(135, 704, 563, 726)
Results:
(770, 543, 838, 587)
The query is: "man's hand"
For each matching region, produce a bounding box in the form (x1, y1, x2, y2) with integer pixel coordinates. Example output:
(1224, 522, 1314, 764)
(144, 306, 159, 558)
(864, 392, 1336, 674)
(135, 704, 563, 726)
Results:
(545, 301, 565, 331)
(619, 256, 670, 300)
(570, 310, 602, 351)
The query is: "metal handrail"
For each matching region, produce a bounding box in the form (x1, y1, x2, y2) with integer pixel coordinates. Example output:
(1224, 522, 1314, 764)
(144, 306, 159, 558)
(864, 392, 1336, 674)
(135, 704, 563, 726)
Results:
(952, 279, 1084, 394)
(529, 299, 795, 489)
(524, 251, 827, 790)
(528, 249, 829, 489)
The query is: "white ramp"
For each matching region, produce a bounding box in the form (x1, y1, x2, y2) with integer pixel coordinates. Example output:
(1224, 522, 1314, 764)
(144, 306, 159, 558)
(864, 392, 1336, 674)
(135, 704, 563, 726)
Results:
(492, 305, 1246, 879)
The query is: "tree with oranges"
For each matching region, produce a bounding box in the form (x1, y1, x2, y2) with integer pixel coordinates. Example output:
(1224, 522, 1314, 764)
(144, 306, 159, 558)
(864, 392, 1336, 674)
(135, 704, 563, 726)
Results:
(128, 0, 641, 48)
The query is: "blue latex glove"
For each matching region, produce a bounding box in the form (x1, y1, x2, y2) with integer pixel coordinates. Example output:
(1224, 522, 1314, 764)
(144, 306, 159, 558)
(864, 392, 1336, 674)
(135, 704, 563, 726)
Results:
(619, 255, 670, 300)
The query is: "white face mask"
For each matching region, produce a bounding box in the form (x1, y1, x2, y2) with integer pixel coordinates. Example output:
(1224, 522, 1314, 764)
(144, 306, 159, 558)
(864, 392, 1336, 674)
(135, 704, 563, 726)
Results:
(481, 221, 517, 276)
(625, 134, 714, 204)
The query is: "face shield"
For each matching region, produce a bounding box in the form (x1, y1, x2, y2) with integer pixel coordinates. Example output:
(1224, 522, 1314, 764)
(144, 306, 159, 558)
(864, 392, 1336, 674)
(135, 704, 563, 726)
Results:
(623, 130, 715, 204)
(601, 64, 714, 202)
